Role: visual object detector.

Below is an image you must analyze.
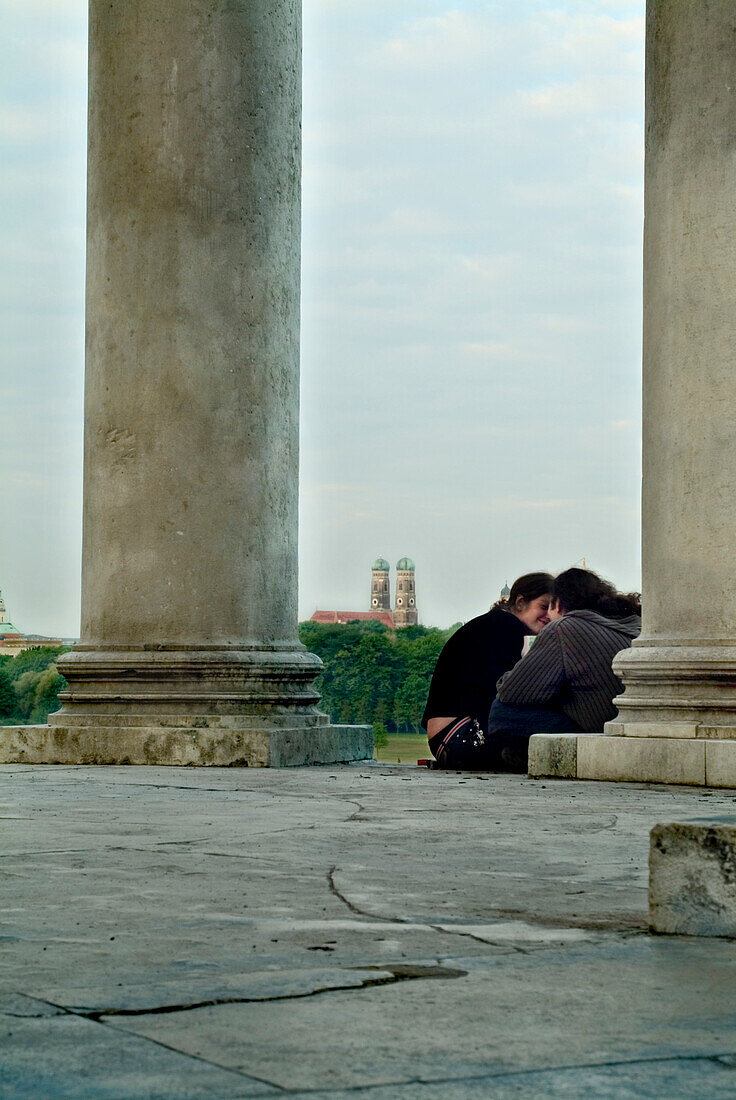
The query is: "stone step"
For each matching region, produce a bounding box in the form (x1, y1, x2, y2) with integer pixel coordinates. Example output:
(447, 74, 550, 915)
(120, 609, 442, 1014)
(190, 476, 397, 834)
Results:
(529, 733, 736, 788)
(0, 723, 374, 767)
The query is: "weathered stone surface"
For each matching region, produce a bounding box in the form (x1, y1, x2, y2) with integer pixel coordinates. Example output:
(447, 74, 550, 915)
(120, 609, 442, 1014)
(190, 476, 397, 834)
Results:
(0, 722, 372, 767)
(5, 765, 736, 1097)
(79, 0, 303, 653)
(698, 726, 736, 741)
(527, 733, 736, 788)
(527, 733, 577, 778)
(705, 740, 736, 789)
(37, 2, 350, 765)
(622, 722, 698, 739)
(650, 818, 736, 936)
(578, 736, 705, 785)
(609, 2, 736, 740)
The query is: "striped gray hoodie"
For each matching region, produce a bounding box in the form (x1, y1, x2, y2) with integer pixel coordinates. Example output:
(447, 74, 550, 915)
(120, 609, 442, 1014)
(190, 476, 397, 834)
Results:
(495, 610, 641, 732)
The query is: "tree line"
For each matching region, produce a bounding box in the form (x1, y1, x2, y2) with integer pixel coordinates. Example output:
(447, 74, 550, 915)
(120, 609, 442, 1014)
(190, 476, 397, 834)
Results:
(0, 647, 68, 725)
(3, 623, 456, 734)
(299, 619, 458, 736)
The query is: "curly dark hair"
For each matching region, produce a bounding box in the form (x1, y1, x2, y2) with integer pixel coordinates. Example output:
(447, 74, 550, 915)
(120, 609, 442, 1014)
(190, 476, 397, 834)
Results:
(551, 567, 641, 618)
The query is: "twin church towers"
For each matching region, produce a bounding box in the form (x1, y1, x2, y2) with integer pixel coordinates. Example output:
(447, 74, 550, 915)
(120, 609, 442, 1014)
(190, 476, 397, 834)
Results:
(371, 557, 418, 628)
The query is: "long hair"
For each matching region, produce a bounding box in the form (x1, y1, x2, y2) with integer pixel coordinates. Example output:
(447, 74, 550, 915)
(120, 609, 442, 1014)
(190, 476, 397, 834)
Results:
(495, 572, 553, 612)
(551, 567, 640, 617)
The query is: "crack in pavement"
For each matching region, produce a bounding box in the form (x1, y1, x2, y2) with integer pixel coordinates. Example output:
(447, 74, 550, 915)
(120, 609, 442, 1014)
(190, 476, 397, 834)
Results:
(37, 965, 466, 1022)
(327, 866, 532, 954)
(9, 988, 736, 1098)
(7, 994, 288, 1092)
(258, 1050, 736, 1096)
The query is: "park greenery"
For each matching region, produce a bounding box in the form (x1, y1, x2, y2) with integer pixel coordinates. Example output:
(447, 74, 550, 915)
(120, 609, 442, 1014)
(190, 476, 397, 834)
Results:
(3, 623, 456, 735)
(0, 647, 69, 725)
(298, 619, 459, 738)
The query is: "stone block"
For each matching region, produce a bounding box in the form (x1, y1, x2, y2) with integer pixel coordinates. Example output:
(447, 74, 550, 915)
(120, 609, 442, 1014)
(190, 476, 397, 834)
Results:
(576, 736, 705, 785)
(0, 723, 373, 767)
(527, 734, 577, 778)
(705, 740, 736, 789)
(621, 722, 697, 739)
(650, 819, 736, 936)
(697, 726, 736, 740)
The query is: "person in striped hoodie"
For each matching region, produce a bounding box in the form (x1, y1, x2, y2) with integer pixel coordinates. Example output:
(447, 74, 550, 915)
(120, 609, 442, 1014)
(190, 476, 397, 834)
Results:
(487, 567, 641, 771)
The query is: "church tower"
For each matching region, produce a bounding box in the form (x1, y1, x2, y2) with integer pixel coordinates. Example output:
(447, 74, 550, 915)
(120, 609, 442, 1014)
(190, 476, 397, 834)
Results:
(393, 557, 418, 627)
(0, 588, 21, 636)
(370, 558, 391, 611)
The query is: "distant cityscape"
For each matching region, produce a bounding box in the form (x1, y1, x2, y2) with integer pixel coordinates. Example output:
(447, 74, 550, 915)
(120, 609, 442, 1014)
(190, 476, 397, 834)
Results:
(0, 589, 74, 654)
(311, 557, 419, 630)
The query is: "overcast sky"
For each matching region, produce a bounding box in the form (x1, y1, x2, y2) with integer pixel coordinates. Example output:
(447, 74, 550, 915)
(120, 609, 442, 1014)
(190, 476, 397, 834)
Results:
(1, 0, 644, 636)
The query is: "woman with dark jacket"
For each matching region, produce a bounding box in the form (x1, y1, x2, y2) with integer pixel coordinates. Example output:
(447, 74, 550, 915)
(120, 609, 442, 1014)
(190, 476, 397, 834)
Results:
(488, 567, 641, 770)
(422, 572, 553, 768)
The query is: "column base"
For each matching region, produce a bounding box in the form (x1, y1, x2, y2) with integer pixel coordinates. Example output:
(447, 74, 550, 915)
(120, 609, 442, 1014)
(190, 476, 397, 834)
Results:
(528, 730, 736, 788)
(0, 716, 374, 767)
(21, 645, 376, 765)
(611, 643, 736, 726)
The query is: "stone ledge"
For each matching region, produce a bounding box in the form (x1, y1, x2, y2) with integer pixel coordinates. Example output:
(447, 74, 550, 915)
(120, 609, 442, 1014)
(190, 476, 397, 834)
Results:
(650, 818, 736, 936)
(0, 723, 374, 767)
(527, 733, 577, 778)
(528, 733, 736, 787)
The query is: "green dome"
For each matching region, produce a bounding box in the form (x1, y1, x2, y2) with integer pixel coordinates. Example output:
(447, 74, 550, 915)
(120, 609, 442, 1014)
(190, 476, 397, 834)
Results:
(396, 556, 415, 571)
(372, 557, 390, 572)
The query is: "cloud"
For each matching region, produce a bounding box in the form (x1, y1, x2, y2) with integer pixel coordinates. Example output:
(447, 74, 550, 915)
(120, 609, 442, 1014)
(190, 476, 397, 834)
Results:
(522, 12, 644, 118)
(380, 10, 512, 71)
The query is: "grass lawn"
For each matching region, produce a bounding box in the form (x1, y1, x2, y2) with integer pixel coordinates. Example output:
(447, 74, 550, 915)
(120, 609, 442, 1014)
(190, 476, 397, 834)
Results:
(375, 733, 430, 764)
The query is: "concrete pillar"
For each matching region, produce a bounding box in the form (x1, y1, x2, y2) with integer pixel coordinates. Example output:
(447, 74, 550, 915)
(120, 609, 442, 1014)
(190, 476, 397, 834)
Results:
(0, 1, 371, 766)
(529, 1, 736, 786)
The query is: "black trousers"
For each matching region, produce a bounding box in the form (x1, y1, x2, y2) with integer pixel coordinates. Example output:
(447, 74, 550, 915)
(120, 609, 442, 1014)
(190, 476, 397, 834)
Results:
(428, 716, 493, 769)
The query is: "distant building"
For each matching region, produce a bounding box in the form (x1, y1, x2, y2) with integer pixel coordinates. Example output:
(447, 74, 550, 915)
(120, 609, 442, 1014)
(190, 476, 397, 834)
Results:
(393, 557, 418, 628)
(370, 557, 391, 611)
(310, 609, 395, 628)
(310, 556, 419, 629)
(0, 589, 24, 653)
(500, 581, 510, 600)
(0, 588, 64, 655)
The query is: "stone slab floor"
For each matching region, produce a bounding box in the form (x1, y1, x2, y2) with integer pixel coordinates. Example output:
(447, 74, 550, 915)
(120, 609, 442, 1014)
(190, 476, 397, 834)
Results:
(3, 764, 736, 1099)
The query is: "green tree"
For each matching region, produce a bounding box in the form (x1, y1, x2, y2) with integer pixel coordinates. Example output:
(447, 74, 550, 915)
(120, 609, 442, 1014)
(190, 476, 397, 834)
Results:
(297, 619, 460, 733)
(13, 664, 66, 724)
(299, 620, 387, 666)
(393, 673, 429, 733)
(372, 720, 389, 749)
(6, 646, 68, 682)
(392, 630, 449, 731)
(322, 633, 403, 725)
(0, 665, 16, 719)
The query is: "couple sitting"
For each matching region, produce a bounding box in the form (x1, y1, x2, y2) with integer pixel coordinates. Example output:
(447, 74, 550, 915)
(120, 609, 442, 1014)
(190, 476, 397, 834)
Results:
(422, 567, 641, 771)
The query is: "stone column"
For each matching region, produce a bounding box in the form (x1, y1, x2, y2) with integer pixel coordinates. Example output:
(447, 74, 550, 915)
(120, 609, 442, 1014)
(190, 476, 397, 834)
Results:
(2, 0, 371, 766)
(530, 0, 736, 787)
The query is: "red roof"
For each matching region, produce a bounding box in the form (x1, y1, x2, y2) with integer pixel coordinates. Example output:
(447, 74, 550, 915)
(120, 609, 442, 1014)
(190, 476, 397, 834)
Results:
(310, 610, 394, 628)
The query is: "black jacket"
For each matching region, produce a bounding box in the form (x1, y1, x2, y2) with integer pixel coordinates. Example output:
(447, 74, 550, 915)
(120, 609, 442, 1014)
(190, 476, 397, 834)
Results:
(422, 606, 527, 730)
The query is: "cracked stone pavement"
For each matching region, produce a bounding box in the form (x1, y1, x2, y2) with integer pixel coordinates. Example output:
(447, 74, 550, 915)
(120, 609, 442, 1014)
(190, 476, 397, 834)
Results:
(3, 763, 736, 1098)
